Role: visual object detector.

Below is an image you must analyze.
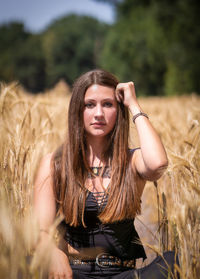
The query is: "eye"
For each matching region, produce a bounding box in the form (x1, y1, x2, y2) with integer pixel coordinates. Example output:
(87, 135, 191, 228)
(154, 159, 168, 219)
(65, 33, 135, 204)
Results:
(85, 103, 95, 108)
(103, 102, 113, 108)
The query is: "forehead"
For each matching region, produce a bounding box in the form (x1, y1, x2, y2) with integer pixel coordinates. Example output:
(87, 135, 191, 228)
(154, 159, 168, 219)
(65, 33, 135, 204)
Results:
(84, 84, 115, 99)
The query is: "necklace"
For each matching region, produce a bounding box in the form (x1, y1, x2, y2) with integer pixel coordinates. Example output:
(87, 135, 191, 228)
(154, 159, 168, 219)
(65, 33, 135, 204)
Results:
(88, 166, 111, 178)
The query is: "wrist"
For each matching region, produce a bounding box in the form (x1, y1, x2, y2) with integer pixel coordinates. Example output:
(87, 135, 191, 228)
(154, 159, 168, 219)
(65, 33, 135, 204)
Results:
(129, 104, 149, 123)
(128, 103, 142, 115)
(132, 111, 149, 123)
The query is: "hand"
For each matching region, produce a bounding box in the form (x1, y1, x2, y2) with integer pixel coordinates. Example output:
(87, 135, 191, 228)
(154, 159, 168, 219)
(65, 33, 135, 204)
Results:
(115, 82, 138, 109)
(48, 247, 73, 279)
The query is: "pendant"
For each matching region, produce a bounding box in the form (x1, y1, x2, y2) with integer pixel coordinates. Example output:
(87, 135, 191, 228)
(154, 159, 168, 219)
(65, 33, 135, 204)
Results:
(88, 166, 111, 178)
(93, 167, 99, 175)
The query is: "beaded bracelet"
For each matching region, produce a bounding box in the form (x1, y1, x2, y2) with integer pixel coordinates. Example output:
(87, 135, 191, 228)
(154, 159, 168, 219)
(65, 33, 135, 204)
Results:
(132, 112, 149, 123)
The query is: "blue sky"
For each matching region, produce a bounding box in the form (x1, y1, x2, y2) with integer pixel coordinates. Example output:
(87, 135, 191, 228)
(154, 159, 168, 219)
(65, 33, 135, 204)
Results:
(0, 0, 115, 33)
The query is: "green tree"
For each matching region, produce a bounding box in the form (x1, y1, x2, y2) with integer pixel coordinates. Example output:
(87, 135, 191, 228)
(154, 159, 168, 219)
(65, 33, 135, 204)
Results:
(100, 3, 166, 95)
(96, 0, 200, 95)
(42, 14, 109, 88)
(154, 0, 200, 95)
(0, 22, 46, 92)
(0, 22, 29, 82)
(14, 35, 46, 92)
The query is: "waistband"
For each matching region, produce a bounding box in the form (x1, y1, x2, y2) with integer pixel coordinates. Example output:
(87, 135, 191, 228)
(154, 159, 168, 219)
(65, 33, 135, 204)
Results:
(70, 252, 136, 269)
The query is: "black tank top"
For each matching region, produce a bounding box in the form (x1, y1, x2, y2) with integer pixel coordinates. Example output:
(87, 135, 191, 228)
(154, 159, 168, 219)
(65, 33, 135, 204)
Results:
(59, 190, 146, 261)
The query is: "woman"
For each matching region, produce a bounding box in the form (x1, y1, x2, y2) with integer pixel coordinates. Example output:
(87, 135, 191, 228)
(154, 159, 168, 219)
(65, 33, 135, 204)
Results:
(34, 69, 178, 279)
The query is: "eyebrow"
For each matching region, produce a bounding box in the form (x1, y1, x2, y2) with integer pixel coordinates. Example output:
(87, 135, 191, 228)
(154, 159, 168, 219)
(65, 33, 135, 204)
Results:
(84, 98, 115, 102)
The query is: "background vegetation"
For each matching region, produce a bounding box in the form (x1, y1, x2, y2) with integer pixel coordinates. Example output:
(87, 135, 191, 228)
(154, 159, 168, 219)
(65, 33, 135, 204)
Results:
(0, 0, 199, 95)
(0, 83, 199, 278)
(0, 0, 200, 278)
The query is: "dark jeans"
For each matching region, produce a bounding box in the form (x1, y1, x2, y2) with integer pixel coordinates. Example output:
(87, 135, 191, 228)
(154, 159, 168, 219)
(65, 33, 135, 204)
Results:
(72, 251, 179, 279)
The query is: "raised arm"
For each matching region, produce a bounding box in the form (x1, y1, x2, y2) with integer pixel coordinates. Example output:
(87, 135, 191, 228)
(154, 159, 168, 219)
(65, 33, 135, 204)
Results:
(33, 153, 72, 279)
(116, 82, 168, 181)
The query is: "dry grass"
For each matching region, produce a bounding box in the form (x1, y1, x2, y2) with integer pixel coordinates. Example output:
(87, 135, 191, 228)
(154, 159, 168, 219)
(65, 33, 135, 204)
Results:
(0, 83, 199, 278)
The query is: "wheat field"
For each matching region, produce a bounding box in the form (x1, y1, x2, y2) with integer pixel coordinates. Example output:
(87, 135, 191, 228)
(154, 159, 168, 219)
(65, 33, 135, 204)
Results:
(0, 82, 199, 278)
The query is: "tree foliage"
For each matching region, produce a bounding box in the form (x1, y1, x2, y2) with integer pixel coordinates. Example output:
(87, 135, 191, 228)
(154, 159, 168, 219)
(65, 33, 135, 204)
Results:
(0, 1, 199, 95)
(42, 15, 108, 88)
(0, 23, 46, 92)
(98, 0, 200, 95)
(0, 16, 108, 92)
(100, 5, 166, 95)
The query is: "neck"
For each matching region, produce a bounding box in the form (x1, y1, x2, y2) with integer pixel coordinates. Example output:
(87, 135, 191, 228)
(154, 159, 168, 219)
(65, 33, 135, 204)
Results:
(86, 136, 108, 166)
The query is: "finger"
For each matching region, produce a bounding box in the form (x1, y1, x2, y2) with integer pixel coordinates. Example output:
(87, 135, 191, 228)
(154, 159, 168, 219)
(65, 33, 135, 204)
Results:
(48, 272, 59, 279)
(49, 275, 59, 279)
(49, 274, 66, 279)
(115, 88, 120, 102)
(116, 82, 126, 90)
(115, 83, 128, 101)
(129, 81, 135, 90)
(115, 88, 119, 102)
(119, 91, 124, 102)
(115, 88, 124, 103)
(117, 81, 134, 90)
(115, 89, 122, 102)
(116, 92, 123, 103)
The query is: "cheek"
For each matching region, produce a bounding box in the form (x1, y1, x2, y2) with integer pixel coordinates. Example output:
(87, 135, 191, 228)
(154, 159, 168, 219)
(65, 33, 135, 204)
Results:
(108, 109, 117, 126)
(83, 110, 92, 126)
(83, 112, 87, 127)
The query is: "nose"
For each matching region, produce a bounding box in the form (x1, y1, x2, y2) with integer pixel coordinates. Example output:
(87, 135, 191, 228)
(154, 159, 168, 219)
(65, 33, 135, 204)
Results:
(94, 104, 104, 118)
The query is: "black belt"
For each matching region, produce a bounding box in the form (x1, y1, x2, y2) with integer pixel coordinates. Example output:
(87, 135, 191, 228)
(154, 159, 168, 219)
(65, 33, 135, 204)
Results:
(70, 253, 136, 268)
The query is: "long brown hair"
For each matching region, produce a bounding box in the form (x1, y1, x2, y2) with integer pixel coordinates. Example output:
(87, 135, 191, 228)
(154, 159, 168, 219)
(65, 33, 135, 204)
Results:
(52, 69, 141, 227)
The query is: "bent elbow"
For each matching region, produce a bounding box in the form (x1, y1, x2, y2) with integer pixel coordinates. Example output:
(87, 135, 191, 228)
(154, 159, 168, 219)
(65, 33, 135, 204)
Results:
(147, 160, 168, 181)
(157, 158, 168, 170)
(154, 156, 168, 170)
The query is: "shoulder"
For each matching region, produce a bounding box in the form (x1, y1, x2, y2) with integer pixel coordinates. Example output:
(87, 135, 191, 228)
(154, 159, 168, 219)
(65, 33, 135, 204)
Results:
(38, 153, 54, 172)
(34, 153, 54, 189)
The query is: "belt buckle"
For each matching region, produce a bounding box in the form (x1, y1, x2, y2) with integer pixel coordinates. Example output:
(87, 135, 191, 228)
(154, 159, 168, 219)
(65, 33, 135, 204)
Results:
(96, 252, 110, 267)
(96, 252, 122, 268)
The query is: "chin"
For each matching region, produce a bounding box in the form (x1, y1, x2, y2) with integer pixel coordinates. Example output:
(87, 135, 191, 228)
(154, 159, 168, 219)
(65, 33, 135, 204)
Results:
(93, 132, 107, 137)
(87, 131, 109, 138)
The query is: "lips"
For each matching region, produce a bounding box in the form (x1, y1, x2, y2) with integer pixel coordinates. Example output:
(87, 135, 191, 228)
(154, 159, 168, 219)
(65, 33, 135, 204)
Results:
(91, 122, 106, 126)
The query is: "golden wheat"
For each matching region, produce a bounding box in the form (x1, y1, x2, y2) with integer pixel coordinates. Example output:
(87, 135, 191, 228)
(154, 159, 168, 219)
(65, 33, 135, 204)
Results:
(0, 83, 199, 278)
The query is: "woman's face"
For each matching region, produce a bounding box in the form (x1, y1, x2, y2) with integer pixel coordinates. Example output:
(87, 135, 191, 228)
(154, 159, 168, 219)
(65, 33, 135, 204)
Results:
(83, 84, 118, 139)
